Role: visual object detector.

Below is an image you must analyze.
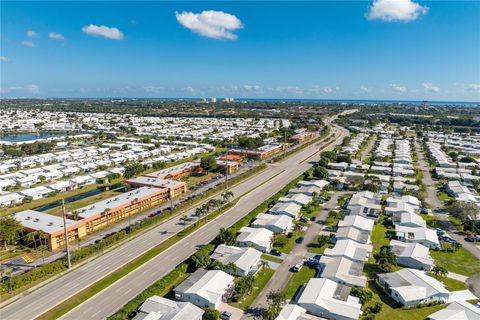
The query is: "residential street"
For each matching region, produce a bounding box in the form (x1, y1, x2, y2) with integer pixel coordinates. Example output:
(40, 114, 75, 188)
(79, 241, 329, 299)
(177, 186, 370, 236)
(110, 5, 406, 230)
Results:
(414, 140, 480, 259)
(242, 192, 346, 319)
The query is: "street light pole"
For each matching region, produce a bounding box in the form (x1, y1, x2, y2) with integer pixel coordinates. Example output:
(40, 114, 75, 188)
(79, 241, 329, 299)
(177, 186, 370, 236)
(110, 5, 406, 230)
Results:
(62, 199, 72, 269)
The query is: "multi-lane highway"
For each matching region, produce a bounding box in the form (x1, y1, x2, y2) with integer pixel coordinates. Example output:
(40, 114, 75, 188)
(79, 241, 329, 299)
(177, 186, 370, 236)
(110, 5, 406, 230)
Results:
(1, 115, 351, 320)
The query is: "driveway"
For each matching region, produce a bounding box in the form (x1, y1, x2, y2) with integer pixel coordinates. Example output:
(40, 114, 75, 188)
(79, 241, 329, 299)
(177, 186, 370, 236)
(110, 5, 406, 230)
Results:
(414, 141, 480, 260)
(242, 192, 348, 319)
(220, 302, 244, 320)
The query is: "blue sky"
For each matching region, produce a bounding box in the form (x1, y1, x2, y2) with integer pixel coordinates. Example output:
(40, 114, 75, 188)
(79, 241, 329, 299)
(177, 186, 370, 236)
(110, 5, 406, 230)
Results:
(1, 1, 479, 101)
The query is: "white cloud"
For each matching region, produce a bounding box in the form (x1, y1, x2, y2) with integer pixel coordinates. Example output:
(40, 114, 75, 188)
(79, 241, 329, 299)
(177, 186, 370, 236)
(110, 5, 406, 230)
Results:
(27, 30, 36, 37)
(360, 85, 372, 93)
(422, 82, 440, 93)
(467, 84, 480, 92)
(49, 32, 65, 40)
(390, 84, 407, 93)
(22, 41, 35, 48)
(82, 24, 124, 40)
(175, 10, 243, 40)
(367, 0, 428, 22)
(143, 86, 164, 93)
(0, 84, 40, 95)
(27, 84, 40, 94)
(0, 56, 9, 62)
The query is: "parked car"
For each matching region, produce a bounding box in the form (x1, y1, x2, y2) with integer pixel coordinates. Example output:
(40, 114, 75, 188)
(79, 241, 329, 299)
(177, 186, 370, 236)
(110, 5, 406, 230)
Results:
(292, 263, 303, 272)
(295, 236, 304, 244)
(442, 236, 457, 244)
(300, 217, 309, 223)
(436, 228, 445, 236)
(220, 311, 232, 320)
(465, 235, 477, 242)
(420, 207, 430, 214)
(270, 249, 282, 256)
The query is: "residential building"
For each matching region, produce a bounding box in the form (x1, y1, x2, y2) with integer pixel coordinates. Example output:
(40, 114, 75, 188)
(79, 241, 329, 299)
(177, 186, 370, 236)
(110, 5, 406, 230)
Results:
(210, 244, 262, 277)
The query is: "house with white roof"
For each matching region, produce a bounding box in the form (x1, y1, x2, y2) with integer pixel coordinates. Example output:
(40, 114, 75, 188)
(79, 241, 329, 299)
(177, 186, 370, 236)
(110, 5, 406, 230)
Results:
(210, 244, 262, 277)
(378, 268, 451, 307)
(275, 304, 323, 320)
(278, 193, 312, 207)
(323, 239, 373, 262)
(395, 225, 440, 249)
(269, 202, 302, 219)
(347, 191, 382, 218)
(428, 300, 480, 320)
(297, 180, 329, 190)
(392, 212, 427, 228)
(0, 192, 24, 207)
(174, 269, 234, 309)
(319, 255, 367, 288)
(338, 215, 374, 233)
(19, 186, 55, 200)
(297, 278, 362, 320)
(252, 213, 293, 234)
(132, 296, 204, 320)
(389, 240, 434, 271)
(335, 226, 371, 245)
(236, 227, 273, 253)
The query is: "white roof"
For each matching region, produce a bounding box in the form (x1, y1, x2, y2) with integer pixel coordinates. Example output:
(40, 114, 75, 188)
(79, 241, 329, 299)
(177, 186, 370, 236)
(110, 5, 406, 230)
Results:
(14, 209, 76, 234)
(175, 269, 233, 304)
(428, 300, 480, 320)
(252, 213, 293, 232)
(138, 295, 204, 320)
(298, 278, 362, 320)
(270, 202, 302, 217)
(389, 240, 434, 267)
(395, 225, 440, 245)
(275, 304, 322, 320)
(77, 186, 162, 219)
(210, 245, 261, 274)
(338, 215, 374, 232)
(237, 227, 273, 248)
(324, 239, 373, 262)
(379, 268, 449, 302)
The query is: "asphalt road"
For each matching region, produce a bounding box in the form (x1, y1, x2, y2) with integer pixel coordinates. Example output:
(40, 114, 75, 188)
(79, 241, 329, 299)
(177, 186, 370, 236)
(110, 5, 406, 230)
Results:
(414, 140, 480, 259)
(242, 192, 345, 320)
(1, 121, 350, 320)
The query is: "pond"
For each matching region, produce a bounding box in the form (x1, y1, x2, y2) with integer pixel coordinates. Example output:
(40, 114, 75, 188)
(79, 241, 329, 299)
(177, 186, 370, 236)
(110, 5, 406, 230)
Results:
(0, 133, 66, 143)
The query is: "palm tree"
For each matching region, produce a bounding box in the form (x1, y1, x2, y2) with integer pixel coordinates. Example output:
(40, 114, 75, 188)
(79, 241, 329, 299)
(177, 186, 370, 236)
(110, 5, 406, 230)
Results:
(431, 265, 448, 278)
(180, 214, 189, 227)
(103, 208, 111, 226)
(71, 210, 80, 221)
(25, 231, 38, 250)
(38, 245, 48, 264)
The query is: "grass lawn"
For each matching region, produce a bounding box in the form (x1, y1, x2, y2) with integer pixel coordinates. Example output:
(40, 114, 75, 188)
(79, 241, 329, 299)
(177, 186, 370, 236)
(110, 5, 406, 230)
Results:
(437, 191, 453, 203)
(430, 247, 480, 276)
(365, 280, 446, 320)
(420, 214, 441, 229)
(307, 242, 331, 254)
(301, 204, 322, 219)
(283, 266, 317, 300)
(261, 254, 283, 264)
(370, 217, 394, 257)
(230, 267, 275, 310)
(274, 230, 304, 254)
(44, 189, 124, 216)
(447, 216, 464, 231)
(433, 275, 468, 291)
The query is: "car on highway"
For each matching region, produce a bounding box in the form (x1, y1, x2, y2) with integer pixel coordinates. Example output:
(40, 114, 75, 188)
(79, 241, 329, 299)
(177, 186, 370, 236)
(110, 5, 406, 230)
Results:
(295, 236, 304, 244)
(220, 311, 232, 320)
(292, 263, 303, 272)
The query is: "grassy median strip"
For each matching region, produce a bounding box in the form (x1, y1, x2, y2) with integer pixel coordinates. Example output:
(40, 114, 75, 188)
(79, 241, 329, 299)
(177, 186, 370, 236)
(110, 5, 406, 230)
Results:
(36, 168, 287, 320)
(35, 201, 238, 320)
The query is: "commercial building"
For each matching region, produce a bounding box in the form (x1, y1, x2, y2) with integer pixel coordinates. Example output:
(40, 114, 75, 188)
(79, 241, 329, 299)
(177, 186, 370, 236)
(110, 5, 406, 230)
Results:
(125, 176, 187, 198)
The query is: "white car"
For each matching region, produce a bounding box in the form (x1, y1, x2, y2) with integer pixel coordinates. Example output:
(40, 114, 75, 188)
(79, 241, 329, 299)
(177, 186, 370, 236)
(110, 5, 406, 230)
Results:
(292, 263, 303, 272)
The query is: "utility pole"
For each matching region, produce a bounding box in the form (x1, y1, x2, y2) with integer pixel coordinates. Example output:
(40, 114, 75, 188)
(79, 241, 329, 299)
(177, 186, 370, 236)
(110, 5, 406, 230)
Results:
(62, 199, 72, 269)
(225, 162, 229, 190)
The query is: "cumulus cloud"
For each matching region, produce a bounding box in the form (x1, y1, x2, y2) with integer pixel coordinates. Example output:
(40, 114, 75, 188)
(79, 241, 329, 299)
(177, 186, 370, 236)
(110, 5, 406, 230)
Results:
(467, 84, 480, 92)
(360, 85, 372, 93)
(27, 30, 36, 37)
(422, 82, 440, 93)
(390, 84, 407, 93)
(82, 24, 124, 40)
(0, 84, 40, 95)
(49, 32, 65, 40)
(22, 41, 35, 48)
(367, 0, 428, 22)
(0, 56, 9, 62)
(175, 10, 243, 40)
